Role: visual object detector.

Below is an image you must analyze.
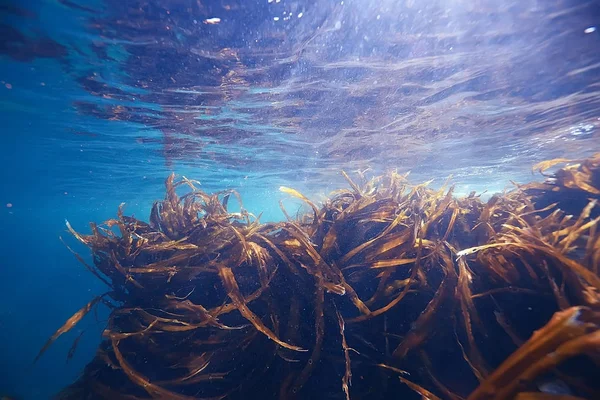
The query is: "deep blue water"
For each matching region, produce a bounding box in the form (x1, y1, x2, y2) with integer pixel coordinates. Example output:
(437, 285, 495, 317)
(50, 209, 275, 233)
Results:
(1, 0, 599, 398)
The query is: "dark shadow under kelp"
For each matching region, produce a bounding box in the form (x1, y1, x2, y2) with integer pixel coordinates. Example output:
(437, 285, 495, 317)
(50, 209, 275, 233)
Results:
(39, 154, 600, 400)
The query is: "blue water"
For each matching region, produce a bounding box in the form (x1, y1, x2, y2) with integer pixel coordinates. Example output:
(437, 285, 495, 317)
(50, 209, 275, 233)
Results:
(1, 0, 599, 398)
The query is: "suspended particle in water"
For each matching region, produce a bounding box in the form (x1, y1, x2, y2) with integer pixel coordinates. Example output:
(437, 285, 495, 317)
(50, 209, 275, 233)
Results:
(6, 203, 12, 208)
(5, 83, 12, 89)
(584, 26, 596, 34)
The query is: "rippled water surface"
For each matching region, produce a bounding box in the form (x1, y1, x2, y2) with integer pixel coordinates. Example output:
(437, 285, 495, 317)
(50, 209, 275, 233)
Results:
(0, 0, 599, 398)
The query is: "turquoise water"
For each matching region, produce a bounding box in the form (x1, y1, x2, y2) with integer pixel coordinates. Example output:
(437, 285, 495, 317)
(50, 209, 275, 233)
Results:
(1, 0, 599, 398)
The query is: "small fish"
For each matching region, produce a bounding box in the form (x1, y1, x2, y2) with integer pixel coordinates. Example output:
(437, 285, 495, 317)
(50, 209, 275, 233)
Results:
(455, 243, 516, 260)
(537, 378, 572, 395)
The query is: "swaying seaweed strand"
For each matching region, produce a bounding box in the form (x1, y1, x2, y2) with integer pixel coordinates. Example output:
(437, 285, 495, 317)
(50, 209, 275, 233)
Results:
(39, 155, 600, 400)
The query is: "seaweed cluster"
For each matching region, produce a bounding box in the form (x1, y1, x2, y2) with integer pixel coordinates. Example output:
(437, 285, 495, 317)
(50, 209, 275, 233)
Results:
(40, 154, 600, 400)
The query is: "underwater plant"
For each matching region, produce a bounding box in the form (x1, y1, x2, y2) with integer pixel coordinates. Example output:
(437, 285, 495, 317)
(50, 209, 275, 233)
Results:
(37, 154, 600, 399)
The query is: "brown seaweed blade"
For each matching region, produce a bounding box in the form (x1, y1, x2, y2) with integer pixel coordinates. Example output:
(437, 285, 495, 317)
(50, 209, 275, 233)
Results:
(397, 375, 442, 400)
(279, 186, 321, 226)
(66, 330, 85, 363)
(392, 249, 457, 358)
(287, 281, 325, 396)
(111, 338, 201, 400)
(493, 330, 600, 400)
(119, 307, 245, 332)
(216, 263, 305, 352)
(65, 220, 93, 246)
(378, 363, 441, 400)
(420, 350, 465, 400)
(207, 264, 277, 319)
(339, 208, 410, 265)
(343, 257, 417, 270)
(455, 256, 489, 381)
(281, 225, 347, 296)
(336, 308, 353, 400)
(468, 307, 599, 400)
(349, 237, 424, 323)
(59, 237, 111, 288)
(459, 236, 600, 290)
(255, 232, 300, 275)
(341, 170, 363, 197)
(532, 158, 573, 176)
(34, 296, 103, 363)
(105, 319, 160, 340)
(111, 252, 144, 289)
(525, 243, 600, 290)
(154, 353, 216, 385)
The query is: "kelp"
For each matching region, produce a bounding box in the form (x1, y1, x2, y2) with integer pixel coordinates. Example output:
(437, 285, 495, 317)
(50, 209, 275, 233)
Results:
(34, 296, 104, 364)
(468, 306, 600, 400)
(40, 155, 600, 400)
